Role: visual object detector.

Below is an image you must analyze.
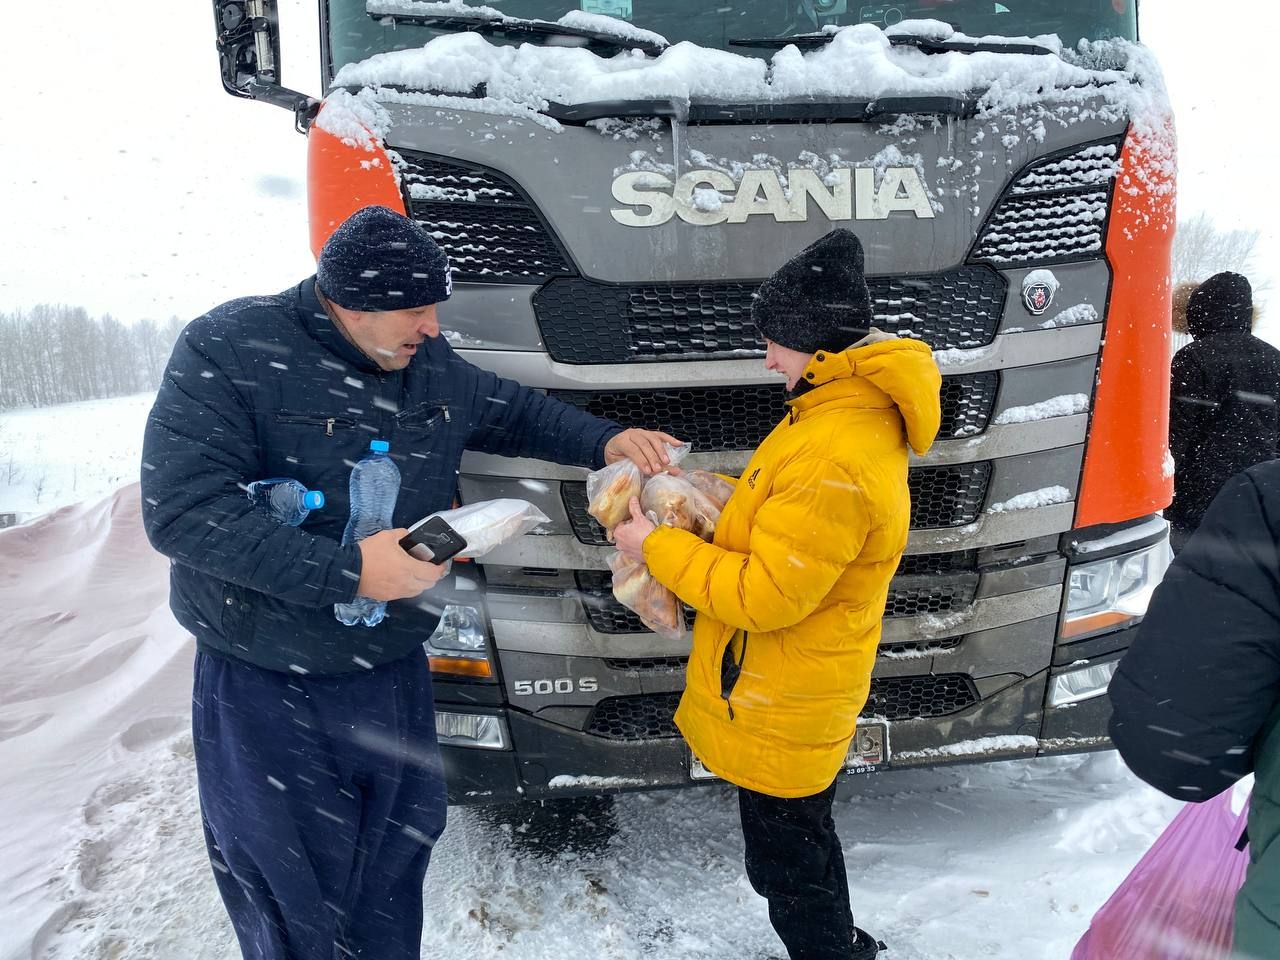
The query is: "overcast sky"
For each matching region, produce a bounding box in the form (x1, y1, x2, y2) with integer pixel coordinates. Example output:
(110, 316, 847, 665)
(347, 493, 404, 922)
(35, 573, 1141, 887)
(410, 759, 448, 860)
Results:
(2, 1, 1275, 324)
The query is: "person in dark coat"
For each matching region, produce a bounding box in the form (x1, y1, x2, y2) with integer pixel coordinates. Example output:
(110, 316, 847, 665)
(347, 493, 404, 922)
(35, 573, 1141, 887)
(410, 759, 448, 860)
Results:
(140, 206, 679, 960)
(1109, 463, 1280, 958)
(1167, 271, 1280, 551)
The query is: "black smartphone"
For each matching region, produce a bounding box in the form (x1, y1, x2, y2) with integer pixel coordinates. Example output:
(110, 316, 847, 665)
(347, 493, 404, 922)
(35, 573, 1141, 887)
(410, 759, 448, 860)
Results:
(399, 516, 469, 563)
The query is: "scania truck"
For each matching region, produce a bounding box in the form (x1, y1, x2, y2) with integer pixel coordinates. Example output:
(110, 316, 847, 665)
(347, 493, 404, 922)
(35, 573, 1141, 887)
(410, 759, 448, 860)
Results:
(212, 0, 1176, 805)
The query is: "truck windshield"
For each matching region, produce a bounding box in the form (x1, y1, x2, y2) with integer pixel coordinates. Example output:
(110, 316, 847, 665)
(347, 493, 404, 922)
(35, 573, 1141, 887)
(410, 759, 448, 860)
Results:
(327, 0, 1138, 79)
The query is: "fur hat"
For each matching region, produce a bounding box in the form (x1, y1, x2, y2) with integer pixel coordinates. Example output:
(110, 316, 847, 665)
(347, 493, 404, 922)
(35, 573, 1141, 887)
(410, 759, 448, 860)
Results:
(751, 229, 874, 355)
(317, 206, 452, 311)
(1187, 271, 1253, 339)
(1170, 280, 1200, 336)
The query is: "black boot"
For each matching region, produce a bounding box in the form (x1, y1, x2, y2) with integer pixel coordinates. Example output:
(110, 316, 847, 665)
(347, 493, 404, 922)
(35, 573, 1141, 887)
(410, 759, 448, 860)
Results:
(851, 926, 886, 960)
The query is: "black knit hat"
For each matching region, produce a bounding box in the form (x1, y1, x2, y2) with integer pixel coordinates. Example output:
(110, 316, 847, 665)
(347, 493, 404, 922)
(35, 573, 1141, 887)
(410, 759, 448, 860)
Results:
(751, 229, 874, 355)
(1187, 271, 1253, 339)
(317, 206, 452, 311)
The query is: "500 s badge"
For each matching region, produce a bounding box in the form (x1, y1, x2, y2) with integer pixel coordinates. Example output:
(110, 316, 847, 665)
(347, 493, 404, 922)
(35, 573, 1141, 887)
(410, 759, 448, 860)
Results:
(513, 677, 599, 696)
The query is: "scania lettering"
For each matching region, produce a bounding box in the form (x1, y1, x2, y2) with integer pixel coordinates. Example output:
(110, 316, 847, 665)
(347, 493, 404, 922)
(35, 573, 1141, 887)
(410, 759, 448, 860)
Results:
(610, 166, 937, 226)
(213, 0, 1175, 808)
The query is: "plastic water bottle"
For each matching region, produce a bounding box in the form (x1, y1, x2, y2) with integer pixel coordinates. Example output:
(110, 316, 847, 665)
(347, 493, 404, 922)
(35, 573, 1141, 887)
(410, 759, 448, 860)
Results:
(335, 439, 401, 627)
(246, 478, 325, 526)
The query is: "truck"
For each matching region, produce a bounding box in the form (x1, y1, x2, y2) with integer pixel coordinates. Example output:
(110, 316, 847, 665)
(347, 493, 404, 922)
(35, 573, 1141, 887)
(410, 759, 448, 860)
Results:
(212, 0, 1176, 808)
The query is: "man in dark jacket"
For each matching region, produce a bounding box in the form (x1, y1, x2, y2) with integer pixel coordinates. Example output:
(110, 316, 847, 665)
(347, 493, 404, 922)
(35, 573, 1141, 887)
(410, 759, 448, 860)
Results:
(1109, 464, 1280, 958)
(141, 206, 678, 960)
(1168, 272, 1280, 550)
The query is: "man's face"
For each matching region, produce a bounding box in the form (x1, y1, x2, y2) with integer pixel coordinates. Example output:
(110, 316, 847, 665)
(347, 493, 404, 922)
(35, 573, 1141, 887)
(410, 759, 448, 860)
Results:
(764, 339, 813, 391)
(341, 303, 440, 371)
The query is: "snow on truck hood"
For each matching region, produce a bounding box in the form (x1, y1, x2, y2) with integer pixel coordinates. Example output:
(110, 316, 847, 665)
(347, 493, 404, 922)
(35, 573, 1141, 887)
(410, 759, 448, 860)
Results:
(327, 16, 1169, 128)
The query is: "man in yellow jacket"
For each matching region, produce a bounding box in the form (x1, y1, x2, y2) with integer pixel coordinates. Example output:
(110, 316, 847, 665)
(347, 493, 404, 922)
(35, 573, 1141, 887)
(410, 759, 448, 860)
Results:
(614, 228, 942, 960)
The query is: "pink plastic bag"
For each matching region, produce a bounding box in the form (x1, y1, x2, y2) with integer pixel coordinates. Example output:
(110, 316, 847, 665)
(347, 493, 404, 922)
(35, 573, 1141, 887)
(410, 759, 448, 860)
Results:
(1072, 782, 1251, 960)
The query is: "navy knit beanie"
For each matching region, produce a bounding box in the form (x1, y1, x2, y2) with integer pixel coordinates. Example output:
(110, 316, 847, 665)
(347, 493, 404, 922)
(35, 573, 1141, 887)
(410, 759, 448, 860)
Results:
(317, 206, 452, 311)
(1187, 271, 1253, 339)
(751, 229, 874, 355)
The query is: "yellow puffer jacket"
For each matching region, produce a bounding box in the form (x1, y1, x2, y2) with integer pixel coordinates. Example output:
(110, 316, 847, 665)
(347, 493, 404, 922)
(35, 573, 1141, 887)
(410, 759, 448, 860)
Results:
(643, 338, 942, 797)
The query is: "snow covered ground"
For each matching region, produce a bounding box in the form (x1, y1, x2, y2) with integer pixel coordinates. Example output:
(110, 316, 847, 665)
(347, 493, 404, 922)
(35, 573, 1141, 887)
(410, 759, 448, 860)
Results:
(0, 394, 155, 522)
(0, 395, 1187, 960)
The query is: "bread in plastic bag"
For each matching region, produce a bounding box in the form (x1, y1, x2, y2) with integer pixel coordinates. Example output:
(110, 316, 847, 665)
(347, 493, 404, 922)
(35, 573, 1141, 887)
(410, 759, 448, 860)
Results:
(608, 551, 683, 640)
(416, 499, 550, 559)
(586, 459, 643, 535)
(586, 442, 692, 536)
(684, 469, 736, 511)
(640, 473, 720, 542)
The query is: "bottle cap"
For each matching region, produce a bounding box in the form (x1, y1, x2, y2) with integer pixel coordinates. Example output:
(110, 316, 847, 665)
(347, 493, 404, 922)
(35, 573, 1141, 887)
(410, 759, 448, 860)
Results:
(370, 439, 390, 454)
(303, 490, 325, 510)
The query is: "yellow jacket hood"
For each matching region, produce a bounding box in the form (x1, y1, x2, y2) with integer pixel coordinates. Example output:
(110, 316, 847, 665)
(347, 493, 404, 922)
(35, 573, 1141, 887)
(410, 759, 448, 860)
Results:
(793, 337, 942, 456)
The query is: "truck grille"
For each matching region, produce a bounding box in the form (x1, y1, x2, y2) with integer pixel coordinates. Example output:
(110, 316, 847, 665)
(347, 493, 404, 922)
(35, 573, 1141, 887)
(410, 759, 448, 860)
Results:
(561, 461, 991, 545)
(584, 674, 980, 739)
(577, 570, 977, 634)
(552, 372, 997, 455)
(909, 462, 992, 529)
(533, 267, 1006, 363)
(971, 139, 1121, 267)
(883, 574, 979, 619)
(896, 550, 977, 576)
(602, 656, 689, 672)
(397, 150, 572, 283)
(553, 384, 787, 453)
(861, 674, 980, 721)
(940, 373, 999, 439)
(576, 571, 695, 634)
(879, 637, 964, 658)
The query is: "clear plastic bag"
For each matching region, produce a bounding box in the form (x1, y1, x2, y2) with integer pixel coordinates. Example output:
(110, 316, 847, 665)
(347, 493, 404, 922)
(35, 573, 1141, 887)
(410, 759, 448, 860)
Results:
(1071, 779, 1251, 960)
(586, 459, 643, 536)
(417, 499, 550, 559)
(640, 473, 720, 543)
(586, 442, 691, 537)
(684, 469, 736, 511)
(608, 551, 684, 641)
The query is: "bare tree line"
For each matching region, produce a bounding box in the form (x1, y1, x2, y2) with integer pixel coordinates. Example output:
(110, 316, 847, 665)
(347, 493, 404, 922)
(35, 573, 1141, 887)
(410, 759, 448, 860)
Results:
(1172, 212, 1271, 298)
(0, 306, 186, 411)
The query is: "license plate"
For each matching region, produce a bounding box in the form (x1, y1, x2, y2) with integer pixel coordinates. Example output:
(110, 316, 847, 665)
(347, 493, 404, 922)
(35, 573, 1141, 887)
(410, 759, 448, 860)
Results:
(845, 723, 888, 774)
(689, 723, 889, 781)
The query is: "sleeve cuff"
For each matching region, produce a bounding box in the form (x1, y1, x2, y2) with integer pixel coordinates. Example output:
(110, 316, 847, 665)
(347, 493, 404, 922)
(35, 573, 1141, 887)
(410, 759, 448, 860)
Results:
(643, 524, 700, 587)
(594, 426, 625, 469)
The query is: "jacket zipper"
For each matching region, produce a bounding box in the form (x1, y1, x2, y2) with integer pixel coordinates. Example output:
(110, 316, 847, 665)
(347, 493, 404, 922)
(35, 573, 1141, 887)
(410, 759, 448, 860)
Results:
(720, 631, 748, 721)
(394, 405, 451, 432)
(275, 414, 356, 437)
(420, 406, 451, 428)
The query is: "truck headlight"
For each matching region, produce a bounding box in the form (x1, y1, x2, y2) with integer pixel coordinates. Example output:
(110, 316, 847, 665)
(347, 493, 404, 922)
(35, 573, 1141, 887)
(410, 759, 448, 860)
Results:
(426, 604, 494, 679)
(435, 710, 509, 750)
(1049, 660, 1119, 706)
(1061, 541, 1171, 640)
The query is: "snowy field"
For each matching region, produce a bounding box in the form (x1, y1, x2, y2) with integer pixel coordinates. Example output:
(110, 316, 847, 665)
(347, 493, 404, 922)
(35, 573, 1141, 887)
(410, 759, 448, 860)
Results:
(0, 395, 1186, 960)
(0, 394, 155, 522)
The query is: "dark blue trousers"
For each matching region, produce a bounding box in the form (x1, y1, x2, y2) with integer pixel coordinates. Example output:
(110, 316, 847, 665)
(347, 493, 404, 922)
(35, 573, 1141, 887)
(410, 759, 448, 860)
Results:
(193, 649, 447, 960)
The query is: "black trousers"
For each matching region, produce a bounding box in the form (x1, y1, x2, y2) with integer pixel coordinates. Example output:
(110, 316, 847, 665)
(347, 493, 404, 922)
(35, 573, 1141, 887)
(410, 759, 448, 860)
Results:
(193, 650, 447, 960)
(739, 780, 857, 960)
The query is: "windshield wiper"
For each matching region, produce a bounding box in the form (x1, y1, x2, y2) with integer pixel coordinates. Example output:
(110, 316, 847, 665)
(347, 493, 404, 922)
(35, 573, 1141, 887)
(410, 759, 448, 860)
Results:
(367, 9, 668, 57)
(889, 33, 1054, 56)
(728, 33, 835, 50)
(729, 32, 1054, 56)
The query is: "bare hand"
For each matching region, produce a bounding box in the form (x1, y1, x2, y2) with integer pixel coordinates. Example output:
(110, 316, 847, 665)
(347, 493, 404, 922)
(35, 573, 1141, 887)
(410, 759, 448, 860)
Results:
(356, 528, 448, 601)
(604, 429, 684, 476)
(613, 497, 657, 563)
